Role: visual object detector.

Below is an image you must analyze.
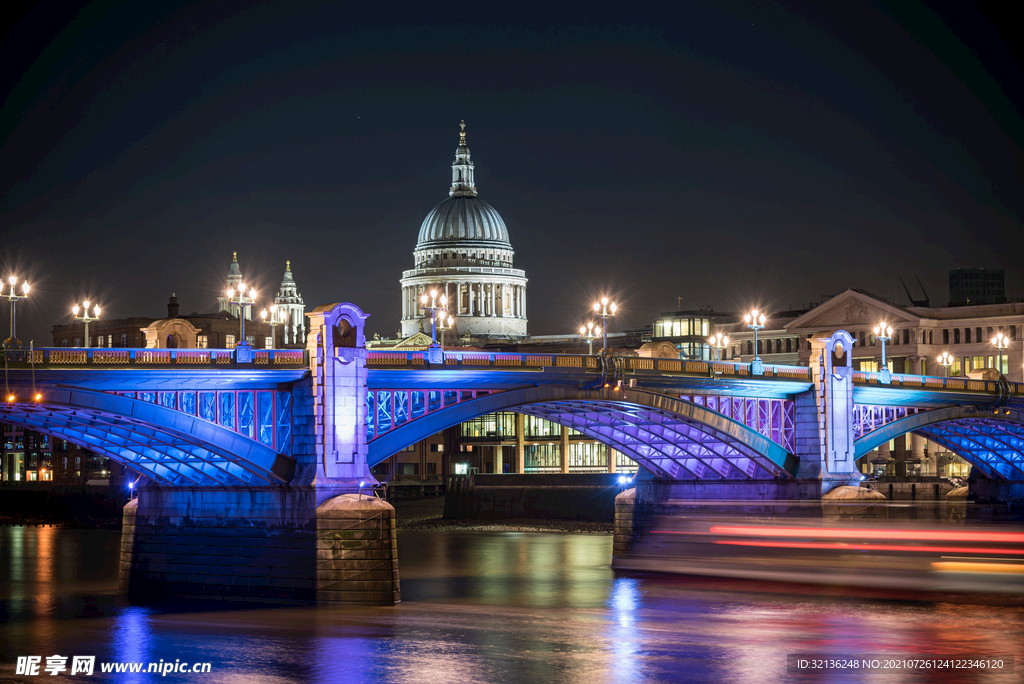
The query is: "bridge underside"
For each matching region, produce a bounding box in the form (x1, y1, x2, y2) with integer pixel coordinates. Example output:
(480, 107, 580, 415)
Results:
(368, 387, 797, 480)
(0, 390, 294, 485)
(852, 406, 1024, 481)
(518, 400, 795, 480)
(915, 419, 1024, 480)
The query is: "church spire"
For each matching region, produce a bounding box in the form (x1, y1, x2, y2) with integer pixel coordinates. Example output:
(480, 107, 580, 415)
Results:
(450, 120, 477, 197)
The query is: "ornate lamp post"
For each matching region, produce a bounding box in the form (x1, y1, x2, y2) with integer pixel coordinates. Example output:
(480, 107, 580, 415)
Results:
(72, 302, 101, 348)
(261, 305, 285, 349)
(708, 332, 729, 362)
(873, 322, 893, 384)
(437, 311, 454, 350)
(744, 310, 766, 375)
(226, 283, 257, 361)
(937, 351, 954, 378)
(992, 332, 1009, 376)
(2, 276, 30, 350)
(593, 298, 617, 354)
(420, 290, 447, 362)
(579, 321, 599, 355)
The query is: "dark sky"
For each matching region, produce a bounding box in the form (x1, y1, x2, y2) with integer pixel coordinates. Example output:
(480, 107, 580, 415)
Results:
(2, 1, 1021, 344)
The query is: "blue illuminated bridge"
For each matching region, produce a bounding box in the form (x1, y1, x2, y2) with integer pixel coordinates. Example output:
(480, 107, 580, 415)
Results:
(2, 305, 1021, 606)
(1, 338, 1021, 487)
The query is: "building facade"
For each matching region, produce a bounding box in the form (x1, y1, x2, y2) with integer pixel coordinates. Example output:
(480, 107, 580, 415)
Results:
(274, 260, 306, 345)
(53, 295, 281, 350)
(400, 122, 528, 340)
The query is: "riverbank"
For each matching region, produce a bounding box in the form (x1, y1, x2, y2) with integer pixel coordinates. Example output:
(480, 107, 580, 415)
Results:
(0, 495, 614, 533)
(392, 495, 613, 534)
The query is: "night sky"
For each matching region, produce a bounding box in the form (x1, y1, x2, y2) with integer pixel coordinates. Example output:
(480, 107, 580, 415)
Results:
(1, 2, 1021, 344)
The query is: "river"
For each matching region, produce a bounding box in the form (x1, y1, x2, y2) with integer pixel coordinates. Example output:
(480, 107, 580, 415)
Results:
(1, 526, 1022, 683)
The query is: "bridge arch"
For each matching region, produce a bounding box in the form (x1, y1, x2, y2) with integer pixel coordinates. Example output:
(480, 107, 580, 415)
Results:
(368, 387, 798, 479)
(853, 406, 1024, 479)
(0, 388, 295, 485)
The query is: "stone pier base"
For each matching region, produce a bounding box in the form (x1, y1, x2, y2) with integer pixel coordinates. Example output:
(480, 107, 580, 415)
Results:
(119, 487, 399, 605)
(316, 494, 400, 604)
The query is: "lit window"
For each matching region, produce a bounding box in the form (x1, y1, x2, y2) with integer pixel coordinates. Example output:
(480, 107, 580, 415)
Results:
(265, 336, 273, 349)
(196, 335, 208, 349)
(226, 335, 236, 349)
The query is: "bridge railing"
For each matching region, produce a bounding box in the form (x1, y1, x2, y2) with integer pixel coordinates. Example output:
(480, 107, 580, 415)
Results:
(2, 347, 308, 368)
(852, 370, 1022, 395)
(366, 350, 1024, 396)
(366, 350, 814, 380)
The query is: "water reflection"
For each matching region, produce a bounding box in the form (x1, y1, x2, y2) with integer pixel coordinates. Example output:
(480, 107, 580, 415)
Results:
(2, 527, 1023, 683)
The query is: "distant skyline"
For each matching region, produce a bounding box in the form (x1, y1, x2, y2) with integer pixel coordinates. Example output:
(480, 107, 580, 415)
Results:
(2, 2, 1021, 344)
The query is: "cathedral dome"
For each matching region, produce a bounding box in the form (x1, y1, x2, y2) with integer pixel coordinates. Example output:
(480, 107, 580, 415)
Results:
(415, 196, 511, 249)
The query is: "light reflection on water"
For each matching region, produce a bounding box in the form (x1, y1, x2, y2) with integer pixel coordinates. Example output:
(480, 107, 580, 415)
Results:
(1, 527, 1023, 683)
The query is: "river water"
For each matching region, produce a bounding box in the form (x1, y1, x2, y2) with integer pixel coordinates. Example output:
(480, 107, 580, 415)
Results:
(1, 526, 1023, 683)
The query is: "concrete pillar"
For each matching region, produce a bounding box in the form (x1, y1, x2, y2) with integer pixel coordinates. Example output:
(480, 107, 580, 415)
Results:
(560, 427, 570, 474)
(793, 331, 860, 495)
(515, 413, 525, 473)
(494, 444, 504, 474)
(608, 447, 618, 473)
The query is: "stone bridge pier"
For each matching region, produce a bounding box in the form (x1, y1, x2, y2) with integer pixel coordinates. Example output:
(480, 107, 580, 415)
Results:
(120, 303, 400, 605)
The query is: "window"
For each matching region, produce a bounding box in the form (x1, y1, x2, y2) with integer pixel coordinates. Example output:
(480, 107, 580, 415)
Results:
(902, 329, 910, 345)
(972, 356, 985, 371)
(121, 333, 128, 347)
(524, 444, 561, 471)
(523, 415, 561, 438)
(976, 327, 982, 342)
(929, 330, 934, 345)
(859, 331, 866, 347)
(74, 338, 81, 346)
(246, 335, 255, 345)
(62, 339, 68, 347)
(107, 335, 113, 347)
(965, 328, 971, 343)
(62, 457, 68, 470)
(226, 335, 236, 349)
(265, 336, 273, 349)
(954, 329, 960, 344)
(786, 338, 792, 353)
(196, 335, 208, 349)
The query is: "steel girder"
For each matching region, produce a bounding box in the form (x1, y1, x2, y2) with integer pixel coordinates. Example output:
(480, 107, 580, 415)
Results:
(0, 389, 295, 485)
(853, 406, 1024, 480)
(367, 386, 797, 479)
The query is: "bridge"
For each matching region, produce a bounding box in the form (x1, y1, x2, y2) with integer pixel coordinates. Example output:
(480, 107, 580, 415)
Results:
(2, 304, 1022, 605)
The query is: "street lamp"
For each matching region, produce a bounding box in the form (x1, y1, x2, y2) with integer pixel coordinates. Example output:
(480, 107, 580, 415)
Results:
(708, 332, 729, 362)
(72, 302, 101, 348)
(261, 305, 284, 349)
(579, 321, 599, 355)
(226, 283, 257, 349)
(937, 351, 954, 378)
(437, 311, 454, 350)
(593, 298, 617, 354)
(744, 309, 766, 375)
(1, 276, 30, 350)
(873, 322, 893, 384)
(420, 290, 447, 362)
(992, 332, 1008, 376)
